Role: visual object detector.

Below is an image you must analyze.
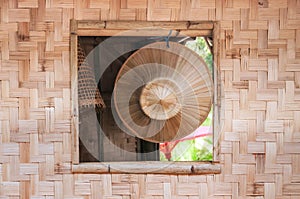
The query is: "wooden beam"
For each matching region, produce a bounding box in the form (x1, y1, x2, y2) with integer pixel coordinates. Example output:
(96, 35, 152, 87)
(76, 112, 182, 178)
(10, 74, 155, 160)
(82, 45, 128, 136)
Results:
(77, 29, 212, 37)
(76, 20, 214, 30)
(77, 20, 106, 30)
(70, 19, 79, 164)
(213, 22, 221, 162)
(105, 21, 213, 30)
(179, 29, 212, 37)
(106, 21, 190, 29)
(72, 162, 221, 175)
(75, 20, 213, 36)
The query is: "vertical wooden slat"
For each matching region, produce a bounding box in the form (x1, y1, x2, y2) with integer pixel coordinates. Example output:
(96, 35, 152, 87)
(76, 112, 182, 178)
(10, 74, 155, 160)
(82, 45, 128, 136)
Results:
(213, 21, 221, 161)
(70, 19, 79, 164)
(265, 183, 276, 198)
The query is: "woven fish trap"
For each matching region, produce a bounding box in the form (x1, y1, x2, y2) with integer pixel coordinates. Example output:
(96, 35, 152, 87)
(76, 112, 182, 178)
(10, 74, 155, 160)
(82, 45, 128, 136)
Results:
(78, 42, 105, 110)
(113, 41, 213, 143)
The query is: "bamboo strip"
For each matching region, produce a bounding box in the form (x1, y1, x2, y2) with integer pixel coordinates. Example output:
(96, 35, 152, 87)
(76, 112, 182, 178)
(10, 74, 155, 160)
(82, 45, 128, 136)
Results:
(105, 21, 192, 29)
(70, 19, 79, 164)
(213, 21, 221, 161)
(75, 20, 213, 36)
(77, 21, 105, 29)
(72, 162, 221, 175)
(8, 9, 30, 22)
(76, 29, 212, 37)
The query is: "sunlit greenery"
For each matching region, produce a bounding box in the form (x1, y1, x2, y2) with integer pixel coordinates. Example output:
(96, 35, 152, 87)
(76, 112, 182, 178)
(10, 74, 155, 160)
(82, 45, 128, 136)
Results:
(160, 110, 213, 161)
(186, 37, 213, 73)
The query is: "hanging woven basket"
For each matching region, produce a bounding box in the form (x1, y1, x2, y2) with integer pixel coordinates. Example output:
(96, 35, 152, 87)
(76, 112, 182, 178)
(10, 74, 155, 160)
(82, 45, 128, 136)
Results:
(77, 42, 105, 110)
(113, 41, 213, 143)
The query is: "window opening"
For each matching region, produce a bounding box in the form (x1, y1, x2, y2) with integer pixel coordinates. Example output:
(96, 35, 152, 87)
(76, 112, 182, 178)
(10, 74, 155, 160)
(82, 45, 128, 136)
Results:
(77, 35, 214, 162)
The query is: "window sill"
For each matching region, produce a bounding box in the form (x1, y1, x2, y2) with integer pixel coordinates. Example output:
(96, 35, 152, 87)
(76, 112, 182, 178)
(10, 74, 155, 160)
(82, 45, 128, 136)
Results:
(72, 161, 221, 175)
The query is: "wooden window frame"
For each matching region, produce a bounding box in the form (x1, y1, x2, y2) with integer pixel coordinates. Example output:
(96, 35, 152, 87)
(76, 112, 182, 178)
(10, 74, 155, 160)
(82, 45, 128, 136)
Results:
(70, 19, 221, 174)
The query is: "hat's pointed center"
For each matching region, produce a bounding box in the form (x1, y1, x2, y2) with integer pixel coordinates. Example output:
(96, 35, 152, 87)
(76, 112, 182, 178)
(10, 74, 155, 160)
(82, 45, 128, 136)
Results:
(140, 79, 181, 120)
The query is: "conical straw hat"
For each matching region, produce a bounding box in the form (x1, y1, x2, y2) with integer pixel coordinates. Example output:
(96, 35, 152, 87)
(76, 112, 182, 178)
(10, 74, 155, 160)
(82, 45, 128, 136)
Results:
(78, 42, 105, 110)
(113, 41, 213, 143)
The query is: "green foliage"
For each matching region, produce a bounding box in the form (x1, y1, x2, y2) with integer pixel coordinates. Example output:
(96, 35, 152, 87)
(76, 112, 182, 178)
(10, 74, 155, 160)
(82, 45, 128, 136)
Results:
(193, 136, 213, 161)
(160, 135, 213, 161)
(178, 136, 213, 161)
(185, 37, 213, 73)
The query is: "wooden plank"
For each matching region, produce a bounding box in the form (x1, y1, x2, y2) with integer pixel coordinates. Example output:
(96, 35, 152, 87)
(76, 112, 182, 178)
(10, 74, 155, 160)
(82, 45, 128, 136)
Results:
(77, 20, 106, 30)
(72, 162, 221, 175)
(213, 21, 220, 161)
(76, 20, 213, 30)
(77, 29, 212, 37)
(70, 19, 79, 164)
(106, 21, 189, 29)
(77, 28, 177, 36)
(180, 29, 212, 37)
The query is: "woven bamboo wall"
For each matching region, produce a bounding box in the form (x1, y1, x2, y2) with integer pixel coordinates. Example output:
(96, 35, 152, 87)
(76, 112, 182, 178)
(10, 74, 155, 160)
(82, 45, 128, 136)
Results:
(0, 0, 299, 198)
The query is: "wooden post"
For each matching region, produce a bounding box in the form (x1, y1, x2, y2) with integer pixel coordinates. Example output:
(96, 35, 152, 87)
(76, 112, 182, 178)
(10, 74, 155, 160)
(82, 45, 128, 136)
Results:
(70, 19, 79, 164)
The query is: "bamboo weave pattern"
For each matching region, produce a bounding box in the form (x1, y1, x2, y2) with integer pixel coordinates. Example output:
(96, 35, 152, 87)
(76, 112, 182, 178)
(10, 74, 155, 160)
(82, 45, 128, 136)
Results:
(0, 0, 299, 198)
